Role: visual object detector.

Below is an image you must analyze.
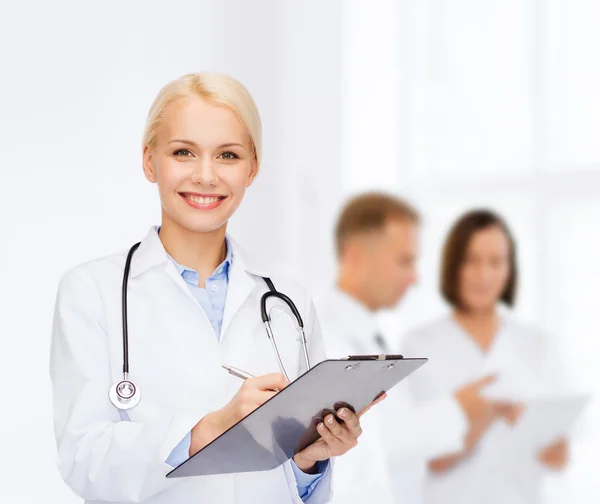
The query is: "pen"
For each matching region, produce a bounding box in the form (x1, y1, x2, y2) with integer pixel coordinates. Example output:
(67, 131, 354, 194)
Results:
(222, 365, 281, 392)
(222, 364, 255, 380)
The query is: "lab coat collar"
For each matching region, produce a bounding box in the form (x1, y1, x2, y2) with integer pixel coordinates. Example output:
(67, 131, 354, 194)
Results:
(129, 226, 272, 338)
(220, 236, 271, 336)
(331, 287, 381, 338)
(129, 226, 270, 279)
(128, 226, 168, 278)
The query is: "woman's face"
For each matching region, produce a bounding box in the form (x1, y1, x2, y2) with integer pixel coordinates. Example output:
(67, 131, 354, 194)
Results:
(143, 95, 257, 234)
(457, 225, 511, 312)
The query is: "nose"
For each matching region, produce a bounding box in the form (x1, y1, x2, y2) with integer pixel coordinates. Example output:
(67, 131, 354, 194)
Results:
(478, 264, 495, 282)
(190, 157, 219, 186)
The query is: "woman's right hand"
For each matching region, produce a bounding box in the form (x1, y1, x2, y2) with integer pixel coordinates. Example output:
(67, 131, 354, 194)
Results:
(429, 375, 519, 474)
(189, 373, 289, 456)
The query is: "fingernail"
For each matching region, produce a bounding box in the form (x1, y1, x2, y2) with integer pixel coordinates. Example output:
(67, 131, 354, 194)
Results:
(338, 408, 347, 418)
(317, 422, 324, 431)
(327, 415, 334, 424)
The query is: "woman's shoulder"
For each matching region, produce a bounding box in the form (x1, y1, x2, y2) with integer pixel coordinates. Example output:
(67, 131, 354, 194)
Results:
(254, 270, 315, 314)
(229, 236, 315, 306)
(500, 311, 548, 347)
(57, 248, 130, 295)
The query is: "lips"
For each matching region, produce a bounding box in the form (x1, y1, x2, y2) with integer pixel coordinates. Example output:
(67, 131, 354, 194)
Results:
(179, 192, 227, 210)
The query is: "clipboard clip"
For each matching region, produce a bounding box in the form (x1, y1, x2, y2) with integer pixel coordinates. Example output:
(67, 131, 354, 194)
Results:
(343, 354, 404, 361)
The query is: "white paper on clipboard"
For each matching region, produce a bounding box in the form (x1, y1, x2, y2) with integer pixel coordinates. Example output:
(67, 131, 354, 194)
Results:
(499, 394, 590, 456)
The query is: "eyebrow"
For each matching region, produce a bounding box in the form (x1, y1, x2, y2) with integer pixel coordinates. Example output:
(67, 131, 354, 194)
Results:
(168, 139, 248, 150)
(169, 139, 196, 146)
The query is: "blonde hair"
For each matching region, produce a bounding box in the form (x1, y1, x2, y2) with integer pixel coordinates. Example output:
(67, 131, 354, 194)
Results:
(142, 72, 262, 165)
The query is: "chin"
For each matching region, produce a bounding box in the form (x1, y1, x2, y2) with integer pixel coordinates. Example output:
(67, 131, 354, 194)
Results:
(382, 297, 402, 310)
(168, 212, 230, 235)
(463, 299, 497, 313)
(183, 219, 229, 234)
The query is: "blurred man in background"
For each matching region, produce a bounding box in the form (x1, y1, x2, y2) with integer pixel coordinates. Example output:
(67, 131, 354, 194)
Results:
(315, 193, 501, 503)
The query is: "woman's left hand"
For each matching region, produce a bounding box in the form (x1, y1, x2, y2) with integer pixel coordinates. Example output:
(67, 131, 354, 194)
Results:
(292, 393, 387, 473)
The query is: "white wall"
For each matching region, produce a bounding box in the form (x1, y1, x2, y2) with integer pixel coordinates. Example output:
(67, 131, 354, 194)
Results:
(344, 1, 600, 503)
(0, 1, 343, 501)
(1, 0, 598, 502)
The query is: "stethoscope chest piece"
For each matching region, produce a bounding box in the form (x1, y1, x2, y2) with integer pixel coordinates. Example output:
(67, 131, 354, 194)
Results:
(109, 375, 141, 410)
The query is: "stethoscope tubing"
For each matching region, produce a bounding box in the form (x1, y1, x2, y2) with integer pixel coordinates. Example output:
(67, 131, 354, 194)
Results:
(110, 242, 310, 410)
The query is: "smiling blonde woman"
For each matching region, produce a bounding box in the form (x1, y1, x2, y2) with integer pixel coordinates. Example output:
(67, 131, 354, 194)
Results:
(50, 73, 371, 504)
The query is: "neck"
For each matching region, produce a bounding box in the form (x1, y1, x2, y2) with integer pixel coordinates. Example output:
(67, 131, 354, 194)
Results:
(452, 306, 498, 352)
(158, 216, 227, 286)
(336, 268, 377, 312)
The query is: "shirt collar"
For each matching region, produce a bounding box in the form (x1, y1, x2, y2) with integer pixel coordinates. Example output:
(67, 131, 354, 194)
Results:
(129, 225, 269, 279)
(166, 236, 233, 279)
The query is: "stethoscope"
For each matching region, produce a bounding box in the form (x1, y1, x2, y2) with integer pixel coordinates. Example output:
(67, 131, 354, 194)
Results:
(109, 242, 311, 410)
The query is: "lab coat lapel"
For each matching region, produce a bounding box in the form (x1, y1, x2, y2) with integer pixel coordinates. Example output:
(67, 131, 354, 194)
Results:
(163, 261, 202, 307)
(129, 226, 201, 307)
(221, 237, 270, 339)
(129, 226, 168, 278)
(221, 260, 255, 338)
(130, 228, 269, 337)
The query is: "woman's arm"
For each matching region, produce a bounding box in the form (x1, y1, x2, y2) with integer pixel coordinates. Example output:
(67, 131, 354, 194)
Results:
(414, 375, 505, 474)
(50, 268, 206, 503)
(289, 296, 335, 504)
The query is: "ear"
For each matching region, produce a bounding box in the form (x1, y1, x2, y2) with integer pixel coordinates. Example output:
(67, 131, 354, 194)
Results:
(344, 239, 363, 264)
(246, 157, 259, 188)
(142, 146, 158, 183)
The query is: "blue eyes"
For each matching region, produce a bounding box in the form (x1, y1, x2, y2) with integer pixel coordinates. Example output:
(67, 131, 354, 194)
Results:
(172, 149, 240, 160)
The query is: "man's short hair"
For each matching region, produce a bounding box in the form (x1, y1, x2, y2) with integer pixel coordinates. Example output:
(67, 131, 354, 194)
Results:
(335, 192, 419, 257)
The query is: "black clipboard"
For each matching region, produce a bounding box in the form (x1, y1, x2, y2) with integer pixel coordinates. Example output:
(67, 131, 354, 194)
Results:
(166, 355, 427, 478)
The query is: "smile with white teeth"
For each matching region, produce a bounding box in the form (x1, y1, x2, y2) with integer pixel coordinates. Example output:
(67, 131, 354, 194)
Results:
(183, 194, 223, 204)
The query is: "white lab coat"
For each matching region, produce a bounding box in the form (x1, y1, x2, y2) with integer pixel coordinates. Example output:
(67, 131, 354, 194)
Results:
(403, 313, 560, 504)
(314, 288, 467, 504)
(49, 227, 333, 504)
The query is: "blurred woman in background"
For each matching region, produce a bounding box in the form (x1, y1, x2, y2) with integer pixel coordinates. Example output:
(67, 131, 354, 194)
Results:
(403, 209, 568, 504)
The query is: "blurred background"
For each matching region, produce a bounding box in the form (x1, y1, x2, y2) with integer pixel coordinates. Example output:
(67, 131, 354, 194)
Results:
(0, 0, 598, 502)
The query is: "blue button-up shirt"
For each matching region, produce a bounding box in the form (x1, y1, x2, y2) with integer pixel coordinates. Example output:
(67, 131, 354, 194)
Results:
(168, 245, 232, 339)
(164, 239, 327, 500)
